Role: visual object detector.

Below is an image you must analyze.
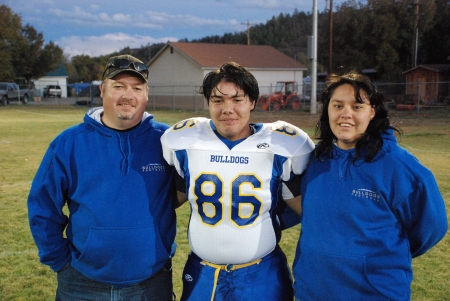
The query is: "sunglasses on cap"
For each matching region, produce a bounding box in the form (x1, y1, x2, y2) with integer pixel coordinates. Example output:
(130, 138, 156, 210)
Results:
(103, 58, 149, 78)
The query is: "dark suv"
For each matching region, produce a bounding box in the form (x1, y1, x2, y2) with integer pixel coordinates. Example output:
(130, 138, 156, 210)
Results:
(43, 85, 62, 98)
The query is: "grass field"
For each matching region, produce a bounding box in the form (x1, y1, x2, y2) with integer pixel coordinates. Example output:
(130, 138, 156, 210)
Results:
(0, 104, 449, 300)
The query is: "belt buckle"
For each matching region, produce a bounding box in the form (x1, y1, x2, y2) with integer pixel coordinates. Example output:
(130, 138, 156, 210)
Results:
(224, 264, 233, 272)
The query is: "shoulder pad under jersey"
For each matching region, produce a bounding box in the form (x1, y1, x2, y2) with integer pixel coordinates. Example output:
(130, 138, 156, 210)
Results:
(264, 120, 314, 158)
(163, 117, 211, 150)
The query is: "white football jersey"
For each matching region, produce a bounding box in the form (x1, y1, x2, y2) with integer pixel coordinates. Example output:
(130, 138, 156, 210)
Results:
(161, 117, 314, 264)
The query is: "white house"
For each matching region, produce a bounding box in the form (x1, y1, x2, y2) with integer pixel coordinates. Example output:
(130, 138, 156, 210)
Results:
(33, 64, 69, 98)
(146, 42, 307, 110)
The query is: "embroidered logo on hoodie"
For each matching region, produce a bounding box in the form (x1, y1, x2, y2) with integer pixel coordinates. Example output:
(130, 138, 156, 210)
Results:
(351, 188, 381, 201)
(142, 163, 166, 172)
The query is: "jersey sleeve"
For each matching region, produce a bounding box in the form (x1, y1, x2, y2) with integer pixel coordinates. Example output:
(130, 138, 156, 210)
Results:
(160, 117, 208, 178)
(161, 130, 179, 174)
(270, 120, 315, 175)
(290, 133, 315, 175)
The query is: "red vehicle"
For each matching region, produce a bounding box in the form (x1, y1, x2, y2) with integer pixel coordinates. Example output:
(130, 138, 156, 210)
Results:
(259, 81, 302, 111)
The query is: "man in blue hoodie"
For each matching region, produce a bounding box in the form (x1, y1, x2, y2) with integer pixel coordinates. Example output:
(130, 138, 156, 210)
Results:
(28, 55, 177, 301)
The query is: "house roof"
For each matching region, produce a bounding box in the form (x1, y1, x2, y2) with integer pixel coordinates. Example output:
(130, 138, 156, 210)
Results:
(46, 64, 69, 77)
(151, 42, 306, 70)
(403, 64, 450, 74)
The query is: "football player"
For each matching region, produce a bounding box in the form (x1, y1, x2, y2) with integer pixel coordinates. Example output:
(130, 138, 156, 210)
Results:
(161, 62, 314, 301)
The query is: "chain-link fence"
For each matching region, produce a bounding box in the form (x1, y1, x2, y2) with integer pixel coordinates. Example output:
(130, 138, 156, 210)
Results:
(15, 81, 63, 103)
(144, 83, 324, 112)
(376, 81, 450, 110)
(20, 81, 450, 113)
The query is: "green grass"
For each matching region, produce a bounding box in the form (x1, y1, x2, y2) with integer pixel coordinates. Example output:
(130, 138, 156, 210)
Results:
(0, 105, 449, 300)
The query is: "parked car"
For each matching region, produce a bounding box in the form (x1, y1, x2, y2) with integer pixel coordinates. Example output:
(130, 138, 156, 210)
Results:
(43, 85, 62, 98)
(0, 82, 30, 105)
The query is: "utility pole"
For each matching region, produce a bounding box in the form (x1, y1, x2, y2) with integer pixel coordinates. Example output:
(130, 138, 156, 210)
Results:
(311, 0, 318, 115)
(412, 0, 421, 67)
(241, 20, 256, 45)
(328, 0, 333, 74)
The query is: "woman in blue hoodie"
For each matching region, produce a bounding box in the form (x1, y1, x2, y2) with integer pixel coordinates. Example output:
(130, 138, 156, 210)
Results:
(292, 70, 448, 301)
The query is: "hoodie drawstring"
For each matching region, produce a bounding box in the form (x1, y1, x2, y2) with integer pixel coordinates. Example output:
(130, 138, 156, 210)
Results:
(338, 152, 354, 181)
(117, 132, 132, 175)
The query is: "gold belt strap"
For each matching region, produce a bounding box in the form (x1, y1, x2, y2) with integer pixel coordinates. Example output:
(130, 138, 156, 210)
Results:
(201, 258, 262, 301)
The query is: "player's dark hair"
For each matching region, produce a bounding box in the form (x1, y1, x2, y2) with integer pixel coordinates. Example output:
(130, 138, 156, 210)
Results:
(199, 61, 259, 105)
(315, 68, 401, 162)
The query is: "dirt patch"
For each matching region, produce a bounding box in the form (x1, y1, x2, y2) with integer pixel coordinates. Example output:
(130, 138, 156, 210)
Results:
(250, 110, 319, 128)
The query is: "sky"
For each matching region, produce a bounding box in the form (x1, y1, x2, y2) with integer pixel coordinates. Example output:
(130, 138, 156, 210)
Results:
(4, 0, 350, 59)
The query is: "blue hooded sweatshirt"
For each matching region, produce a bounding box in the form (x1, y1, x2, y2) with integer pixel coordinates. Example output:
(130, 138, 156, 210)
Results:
(28, 107, 177, 287)
(293, 129, 448, 300)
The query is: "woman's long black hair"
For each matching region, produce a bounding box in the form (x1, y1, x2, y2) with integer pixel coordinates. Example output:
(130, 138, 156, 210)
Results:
(315, 69, 401, 162)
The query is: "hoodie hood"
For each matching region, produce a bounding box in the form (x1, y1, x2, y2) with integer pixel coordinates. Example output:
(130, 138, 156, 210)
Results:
(86, 106, 152, 129)
(84, 107, 155, 174)
(84, 106, 154, 137)
(331, 128, 397, 180)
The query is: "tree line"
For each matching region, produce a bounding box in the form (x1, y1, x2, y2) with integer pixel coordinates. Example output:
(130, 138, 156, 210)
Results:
(193, 0, 449, 82)
(0, 5, 64, 86)
(64, 0, 450, 83)
(1, 1, 449, 85)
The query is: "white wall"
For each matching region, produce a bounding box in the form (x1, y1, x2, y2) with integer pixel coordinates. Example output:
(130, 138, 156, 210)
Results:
(34, 76, 68, 97)
(148, 47, 305, 101)
(201, 69, 305, 96)
(251, 70, 303, 87)
(148, 48, 204, 88)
